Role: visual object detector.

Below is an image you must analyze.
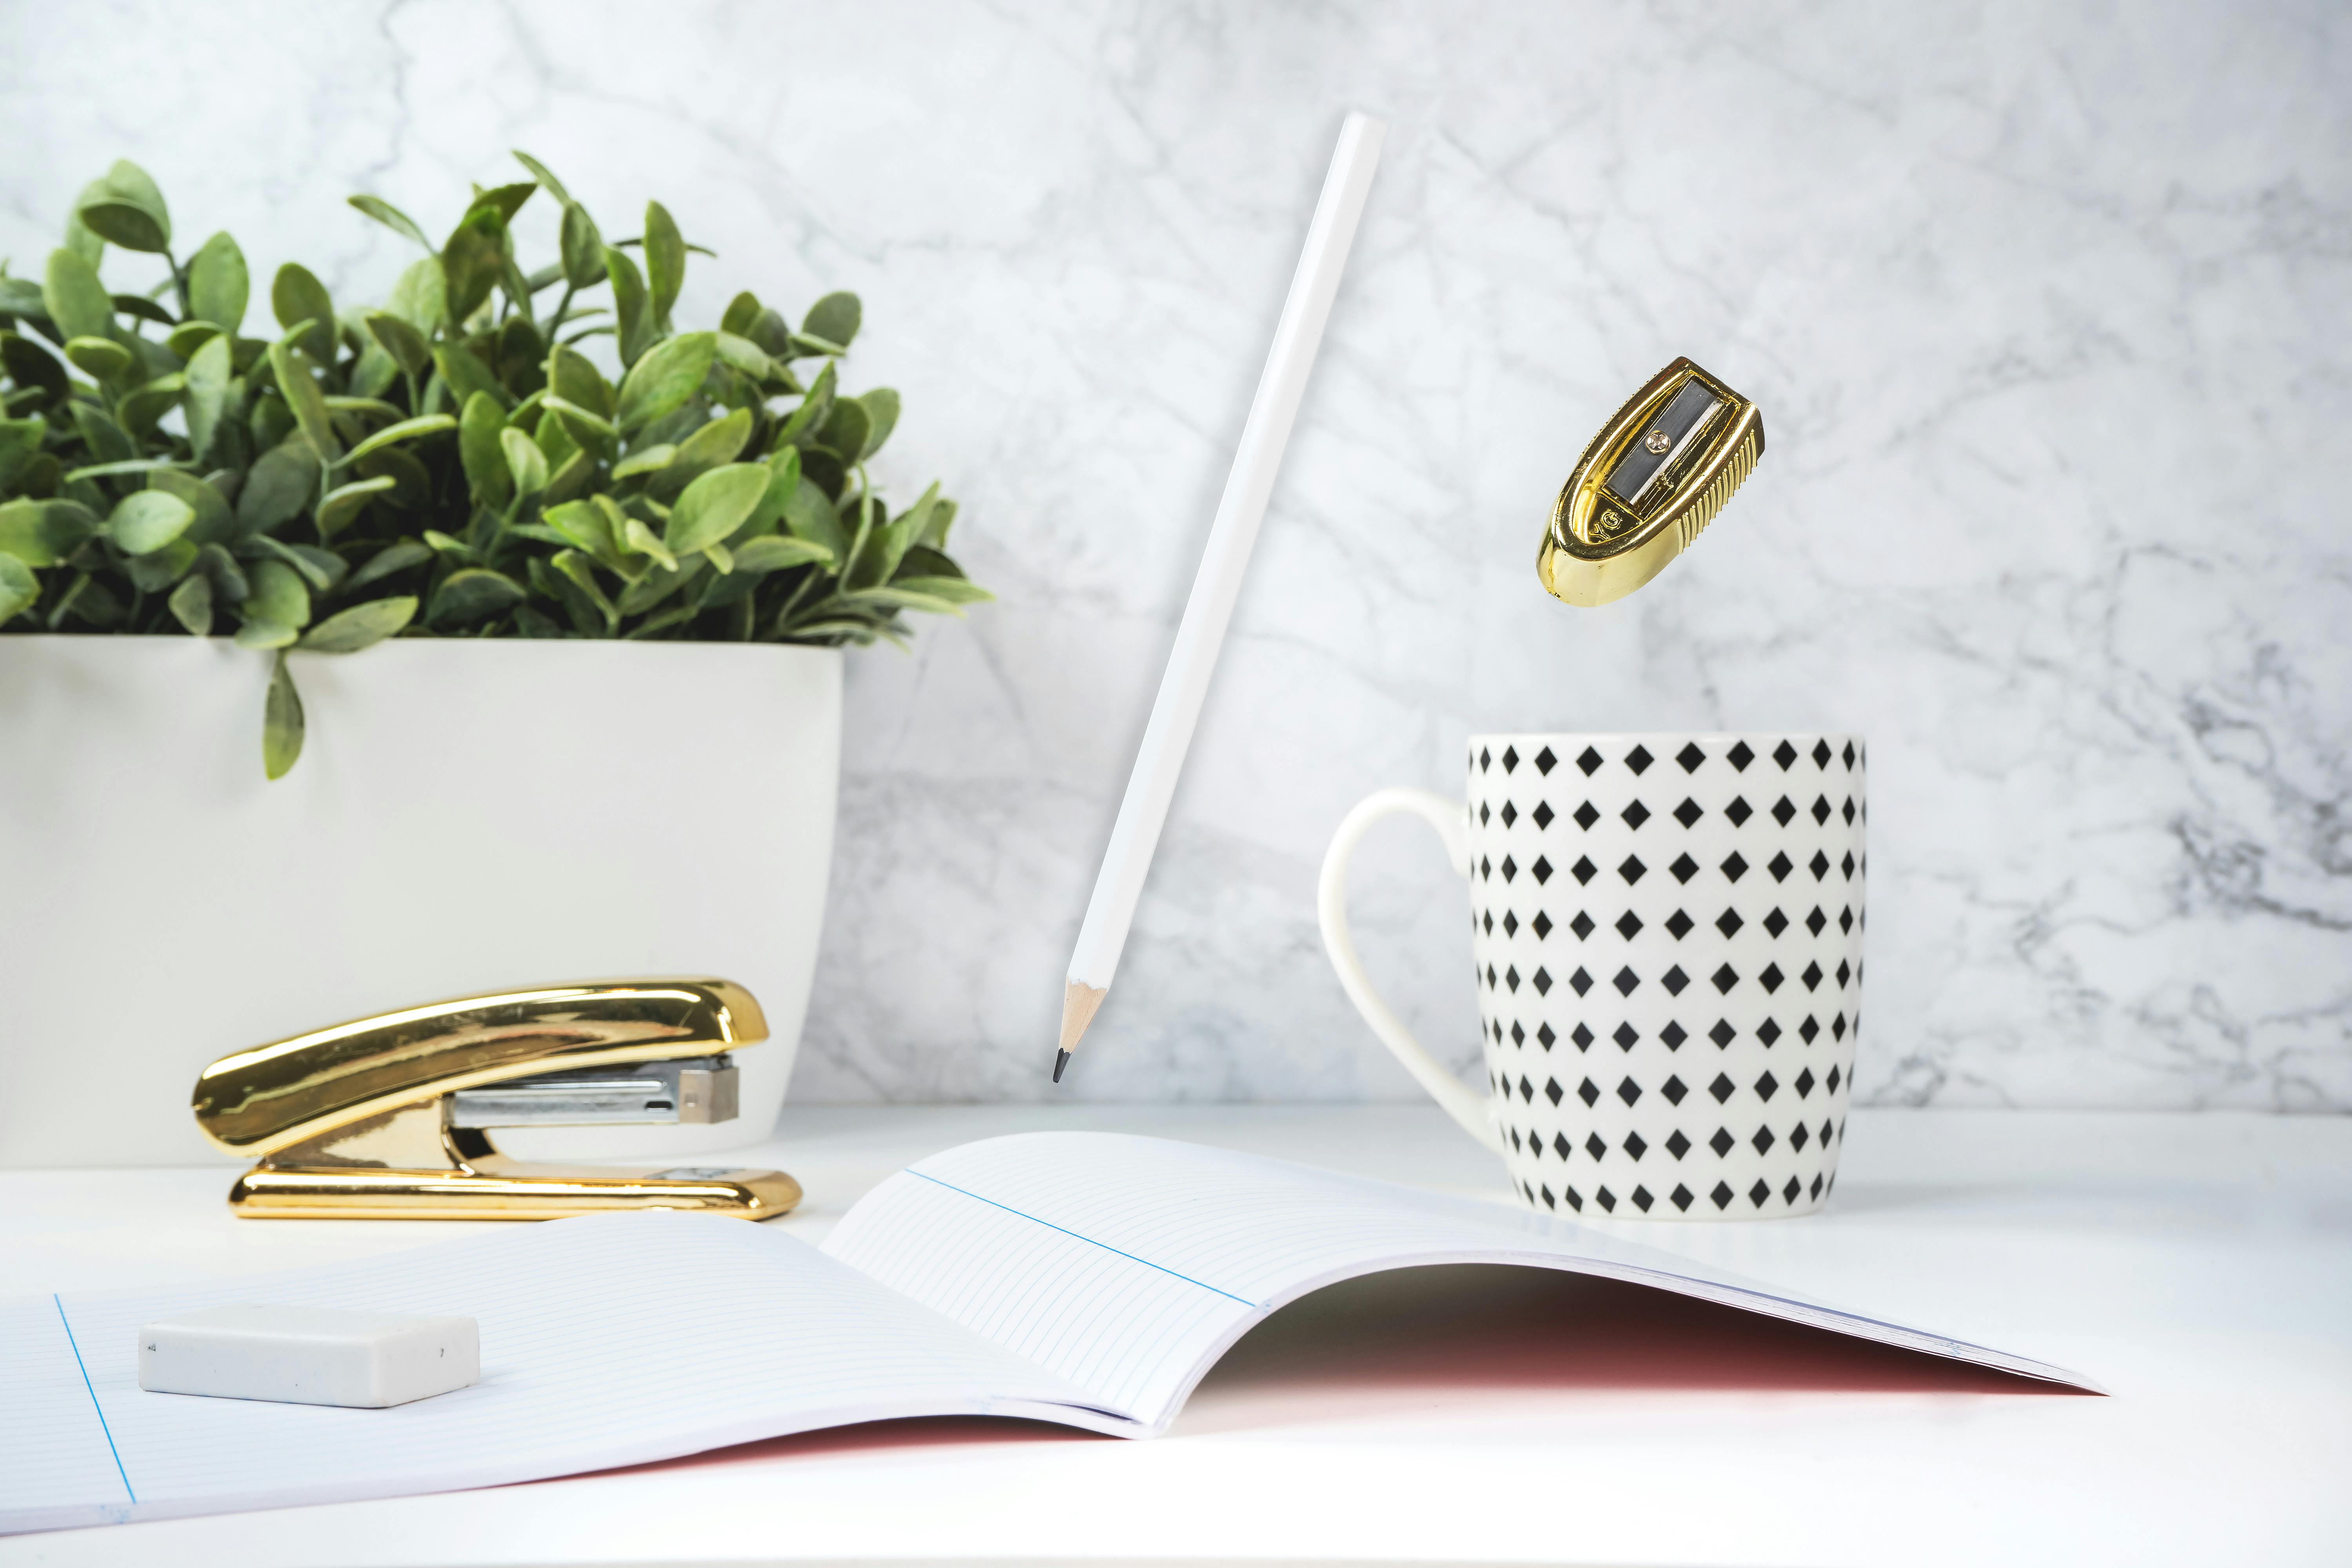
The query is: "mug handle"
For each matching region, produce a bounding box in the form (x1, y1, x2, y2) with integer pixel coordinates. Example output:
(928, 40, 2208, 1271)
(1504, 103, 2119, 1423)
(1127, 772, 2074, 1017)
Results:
(1318, 787, 1504, 1154)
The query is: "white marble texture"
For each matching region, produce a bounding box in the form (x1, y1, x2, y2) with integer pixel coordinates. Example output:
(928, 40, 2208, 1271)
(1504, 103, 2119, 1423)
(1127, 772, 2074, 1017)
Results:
(4, 0, 2345, 1110)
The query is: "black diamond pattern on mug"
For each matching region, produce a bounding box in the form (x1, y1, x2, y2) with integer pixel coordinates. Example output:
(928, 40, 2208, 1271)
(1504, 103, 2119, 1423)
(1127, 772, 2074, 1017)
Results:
(1709, 1126, 1735, 1156)
(1809, 849, 1831, 880)
(1768, 849, 1794, 882)
(1773, 739, 1798, 769)
(1666, 909, 1694, 939)
(1711, 963, 1739, 993)
(1759, 962, 1784, 993)
(1480, 856, 1492, 881)
(1711, 1180, 1735, 1210)
(1595, 1187, 1615, 1213)
(1624, 1132, 1648, 1161)
(1843, 797, 1856, 824)
(1533, 801, 1554, 829)
(1501, 800, 1518, 828)
(1838, 904, 1853, 931)
(1661, 1021, 1687, 1051)
(1750, 1180, 1772, 1208)
(1809, 1174, 1823, 1201)
(1826, 1065, 1841, 1093)
(1625, 744, 1653, 775)
(1842, 740, 1856, 769)
(1571, 1022, 1594, 1050)
(1502, 911, 1519, 937)
(1616, 1076, 1641, 1106)
(1795, 1067, 1817, 1097)
(1622, 799, 1650, 829)
(1518, 1074, 1534, 1101)
(1755, 1070, 1780, 1101)
(1716, 907, 1743, 938)
(1613, 1021, 1639, 1051)
(1765, 906, 1789, 937)
(1535, 746, 1557, 774)
(1585, 1132, 1607, 1160)
(1842, 850, 1857, 879)
(1613, 965, 1640, 996)
(1666, 1129, 1692, 1158)
(1806, 906, 1827, 936)
(1812, 739, 1833, 769)
(1537, 1022, 1557, 1050)
(1568, 911, 1595, 940)
(1676, 742, 1705, 773)
(1811, 794, 1831, 825)
(1709, 1018, 1736, 1048)
(1572, 800, 1600, 830)
(1791, 1120, 1811, 1149)
(1480, 802, 1491, 826)
(1726, 795, 1753, 826)
(1479, 746, 1492, 771)
(1669, 852, 1699, 884)
(1533, 911, 1553, 939)
(1771, 795, 1796, 827)
(1504, 965, 1519, 993)
(1569, 966, 1593, 996)
(1619, 855, 1646, 885)
(1832, 1013, 1847, 1040)
(1722, 851, 1748, 882)
(1662, 964, 1690, 995)
(1578, 1077, 1600, 1107)
(1673, 797, 1703, 828)
(1709, 1073, 1735, 1104)
(1752, 1125, 1775, 1154)
(1783, 1176, 1802, 1204)
(1510, 1021, 1525, 1046)
(1577, 745, 1603, 776)
(1662, 1071, 1687, 1101)
(1671, 1183, 1695, 1211)
(1802, 960, 1824, 991)
(1570, 855, 1595, 885)
(1503, 746, 1519, 772)
(1615, 910, 1643, 940)
(1728, 740, 1755, 771)
(1632, 1186, 1656, 1212)
(1532, 855, 1553, 884)
(1544, 1078, 1564, 1106)
(1553, 1132, 1572, 1160)
(1757, 1017, 1782, 1046)
(1532, 967, 1553, 996)
(1501, 855, 1518, 882)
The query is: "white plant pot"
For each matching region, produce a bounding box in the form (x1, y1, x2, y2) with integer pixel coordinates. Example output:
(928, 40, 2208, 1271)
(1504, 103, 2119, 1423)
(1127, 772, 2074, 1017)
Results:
(0, 636, 841, 1169)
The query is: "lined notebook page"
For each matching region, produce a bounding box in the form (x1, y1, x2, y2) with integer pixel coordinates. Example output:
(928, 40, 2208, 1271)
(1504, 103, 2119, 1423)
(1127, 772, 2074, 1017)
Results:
(0, 1212, 1118, 1535)
(822, 1131, 2093, 1429)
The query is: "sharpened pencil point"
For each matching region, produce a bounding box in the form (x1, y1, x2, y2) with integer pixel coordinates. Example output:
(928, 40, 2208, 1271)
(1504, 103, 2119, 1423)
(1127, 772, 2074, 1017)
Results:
(1052, 1049, 1070, 1083)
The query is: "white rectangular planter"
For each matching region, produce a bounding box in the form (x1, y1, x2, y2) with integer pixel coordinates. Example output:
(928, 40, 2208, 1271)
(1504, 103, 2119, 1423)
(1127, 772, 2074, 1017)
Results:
(0, 636, 840, 1168)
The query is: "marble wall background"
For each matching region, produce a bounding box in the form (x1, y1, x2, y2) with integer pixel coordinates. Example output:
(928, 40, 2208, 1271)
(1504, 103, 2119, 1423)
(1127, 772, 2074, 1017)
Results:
(5, 0, 2345, 1110)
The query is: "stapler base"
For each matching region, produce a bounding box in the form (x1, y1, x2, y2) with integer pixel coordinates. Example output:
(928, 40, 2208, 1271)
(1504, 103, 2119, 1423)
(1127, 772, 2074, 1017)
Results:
(227, 1163, 804, 1221)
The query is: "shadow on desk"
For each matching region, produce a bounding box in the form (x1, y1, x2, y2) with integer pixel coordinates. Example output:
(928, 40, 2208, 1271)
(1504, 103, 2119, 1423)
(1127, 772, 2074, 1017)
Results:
(595, 1264, 2079, 1480)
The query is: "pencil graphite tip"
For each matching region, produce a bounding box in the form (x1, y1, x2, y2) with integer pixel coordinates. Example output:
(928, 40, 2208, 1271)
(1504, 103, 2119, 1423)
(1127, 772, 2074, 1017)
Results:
(1052, 1049, 1070, 1084)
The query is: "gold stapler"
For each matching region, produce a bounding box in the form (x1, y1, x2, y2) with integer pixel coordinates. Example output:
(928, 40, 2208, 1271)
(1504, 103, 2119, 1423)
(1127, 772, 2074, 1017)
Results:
(192, 978, 802, 1221)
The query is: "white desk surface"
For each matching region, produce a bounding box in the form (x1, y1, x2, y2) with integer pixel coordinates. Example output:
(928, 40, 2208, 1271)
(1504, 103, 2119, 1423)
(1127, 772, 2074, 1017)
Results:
(2, 1105, 2346, 1567)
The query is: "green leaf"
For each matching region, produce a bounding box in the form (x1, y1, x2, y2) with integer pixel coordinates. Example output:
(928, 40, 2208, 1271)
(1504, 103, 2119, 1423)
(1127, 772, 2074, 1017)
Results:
(263, 653, 304, 778)
(815, 396, 869, 463)
(613, 330, 715, 434)
(545, 343, 613, 417)
(559, 201, 606, 289)
(649, 406, 752, 497)
(127, 537, 198, 591)
(246, 558, 311, 628)
(0, 497, 95, 566)
(237, 439, 321, 535)
(2, 331, 69, 405)
(269, 338, 339, 461)
(343, 539, 430, 595)
(429, 566, 526, 625)
(111, 291, 176, 327)
(299, 594, 417, 653)
(782, 472, 846, 556)
(341, 413, 456, 465)
(500, 425, 548, 497)
(70, 402, 135, 465)
(386, 257, 448, 335)
(666, 462, 769, 556)
(183, 332, 234, 461)
(348, 193, 433, 250)
(63, 336, 133, 382)
(542, 498, 617, 557)
(621, 514, 676, 572)
(167, 571, 212, 634)
(196, 541, 249, 603)
(772, 360, 835, 449)
(0, 552, 35, 625)
(315, 475, 396, 540)
(802, 291, 861, 350)
(511, 150, 571, 203)
(107, 489, 196, 554)
(238, 618, 298, 650)
(889, 574, 994, 605)
(187, 232, 249, 331)
(442, 203, 510, 325)
(77, 160, 171, 253)
(550, 549, 617, 622)
(731, 535, 834, 573)
(475, 181, 538, 224)
(612, 444, 675, 480)
(855, 388, 901, 458)
(162, 319, 219, 359)
(42, 249, 113, 340)
(363, 311, 433, 379)
(432, 341, 509, 409)
(604, 246, 654, 367)
(247, 534, 344, 592)
(148, 470, 234, 544)
(270, 264, 336, 363)
(0, 416, 45, 491)
(713, 330, 779, 384)
(447, 392, 509, 513)
(644, 201, 685, 326)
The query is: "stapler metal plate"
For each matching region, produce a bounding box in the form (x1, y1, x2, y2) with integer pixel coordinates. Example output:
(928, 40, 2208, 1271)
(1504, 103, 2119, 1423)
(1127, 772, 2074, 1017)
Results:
(192, 979, 802, 1221)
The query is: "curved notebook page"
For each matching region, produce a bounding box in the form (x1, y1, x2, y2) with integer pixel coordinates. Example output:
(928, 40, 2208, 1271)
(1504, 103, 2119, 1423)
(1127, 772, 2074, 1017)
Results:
(821, 1131, 2097, 1430)
(3, 1212, 1118, 1536)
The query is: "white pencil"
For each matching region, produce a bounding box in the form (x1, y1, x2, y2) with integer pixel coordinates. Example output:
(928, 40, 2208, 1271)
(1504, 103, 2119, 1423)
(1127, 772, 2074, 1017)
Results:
(1055, 111, 1387, 1082)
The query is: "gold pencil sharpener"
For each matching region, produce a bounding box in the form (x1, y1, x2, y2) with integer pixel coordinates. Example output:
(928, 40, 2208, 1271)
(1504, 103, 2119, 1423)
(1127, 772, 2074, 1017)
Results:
(1537, 356, 1765, 607)
(192, 978, 802, 1221)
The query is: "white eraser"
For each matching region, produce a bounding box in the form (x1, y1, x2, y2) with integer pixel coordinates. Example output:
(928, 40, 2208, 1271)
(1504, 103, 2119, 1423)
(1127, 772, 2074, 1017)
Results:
(138, 1304, 479, 1408)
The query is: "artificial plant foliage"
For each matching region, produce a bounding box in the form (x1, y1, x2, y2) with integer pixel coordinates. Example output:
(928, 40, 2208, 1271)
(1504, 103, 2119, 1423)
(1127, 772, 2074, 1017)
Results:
(0, 156, 986, 775)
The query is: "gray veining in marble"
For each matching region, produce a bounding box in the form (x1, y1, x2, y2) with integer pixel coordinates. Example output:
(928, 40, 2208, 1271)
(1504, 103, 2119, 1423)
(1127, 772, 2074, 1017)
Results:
(5, 0, 2346, 1109)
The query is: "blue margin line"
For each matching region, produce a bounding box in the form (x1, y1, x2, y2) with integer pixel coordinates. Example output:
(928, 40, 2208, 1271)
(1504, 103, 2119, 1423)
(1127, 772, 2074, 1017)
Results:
(906, 1170, 1258, 1307)
(54, 1295, 135, 1505)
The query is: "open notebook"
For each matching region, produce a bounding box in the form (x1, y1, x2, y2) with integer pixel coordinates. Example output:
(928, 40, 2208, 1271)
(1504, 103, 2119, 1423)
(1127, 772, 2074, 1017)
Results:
(2, 1132, 2091, 1533)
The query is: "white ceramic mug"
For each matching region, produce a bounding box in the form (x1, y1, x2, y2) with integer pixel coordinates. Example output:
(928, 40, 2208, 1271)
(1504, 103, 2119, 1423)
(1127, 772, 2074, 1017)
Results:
(1320, 732, 1867, 1220)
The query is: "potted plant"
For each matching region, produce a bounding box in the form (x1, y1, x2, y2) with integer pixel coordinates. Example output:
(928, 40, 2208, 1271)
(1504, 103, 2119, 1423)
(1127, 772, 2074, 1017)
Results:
(0, 156, 987, 1168)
